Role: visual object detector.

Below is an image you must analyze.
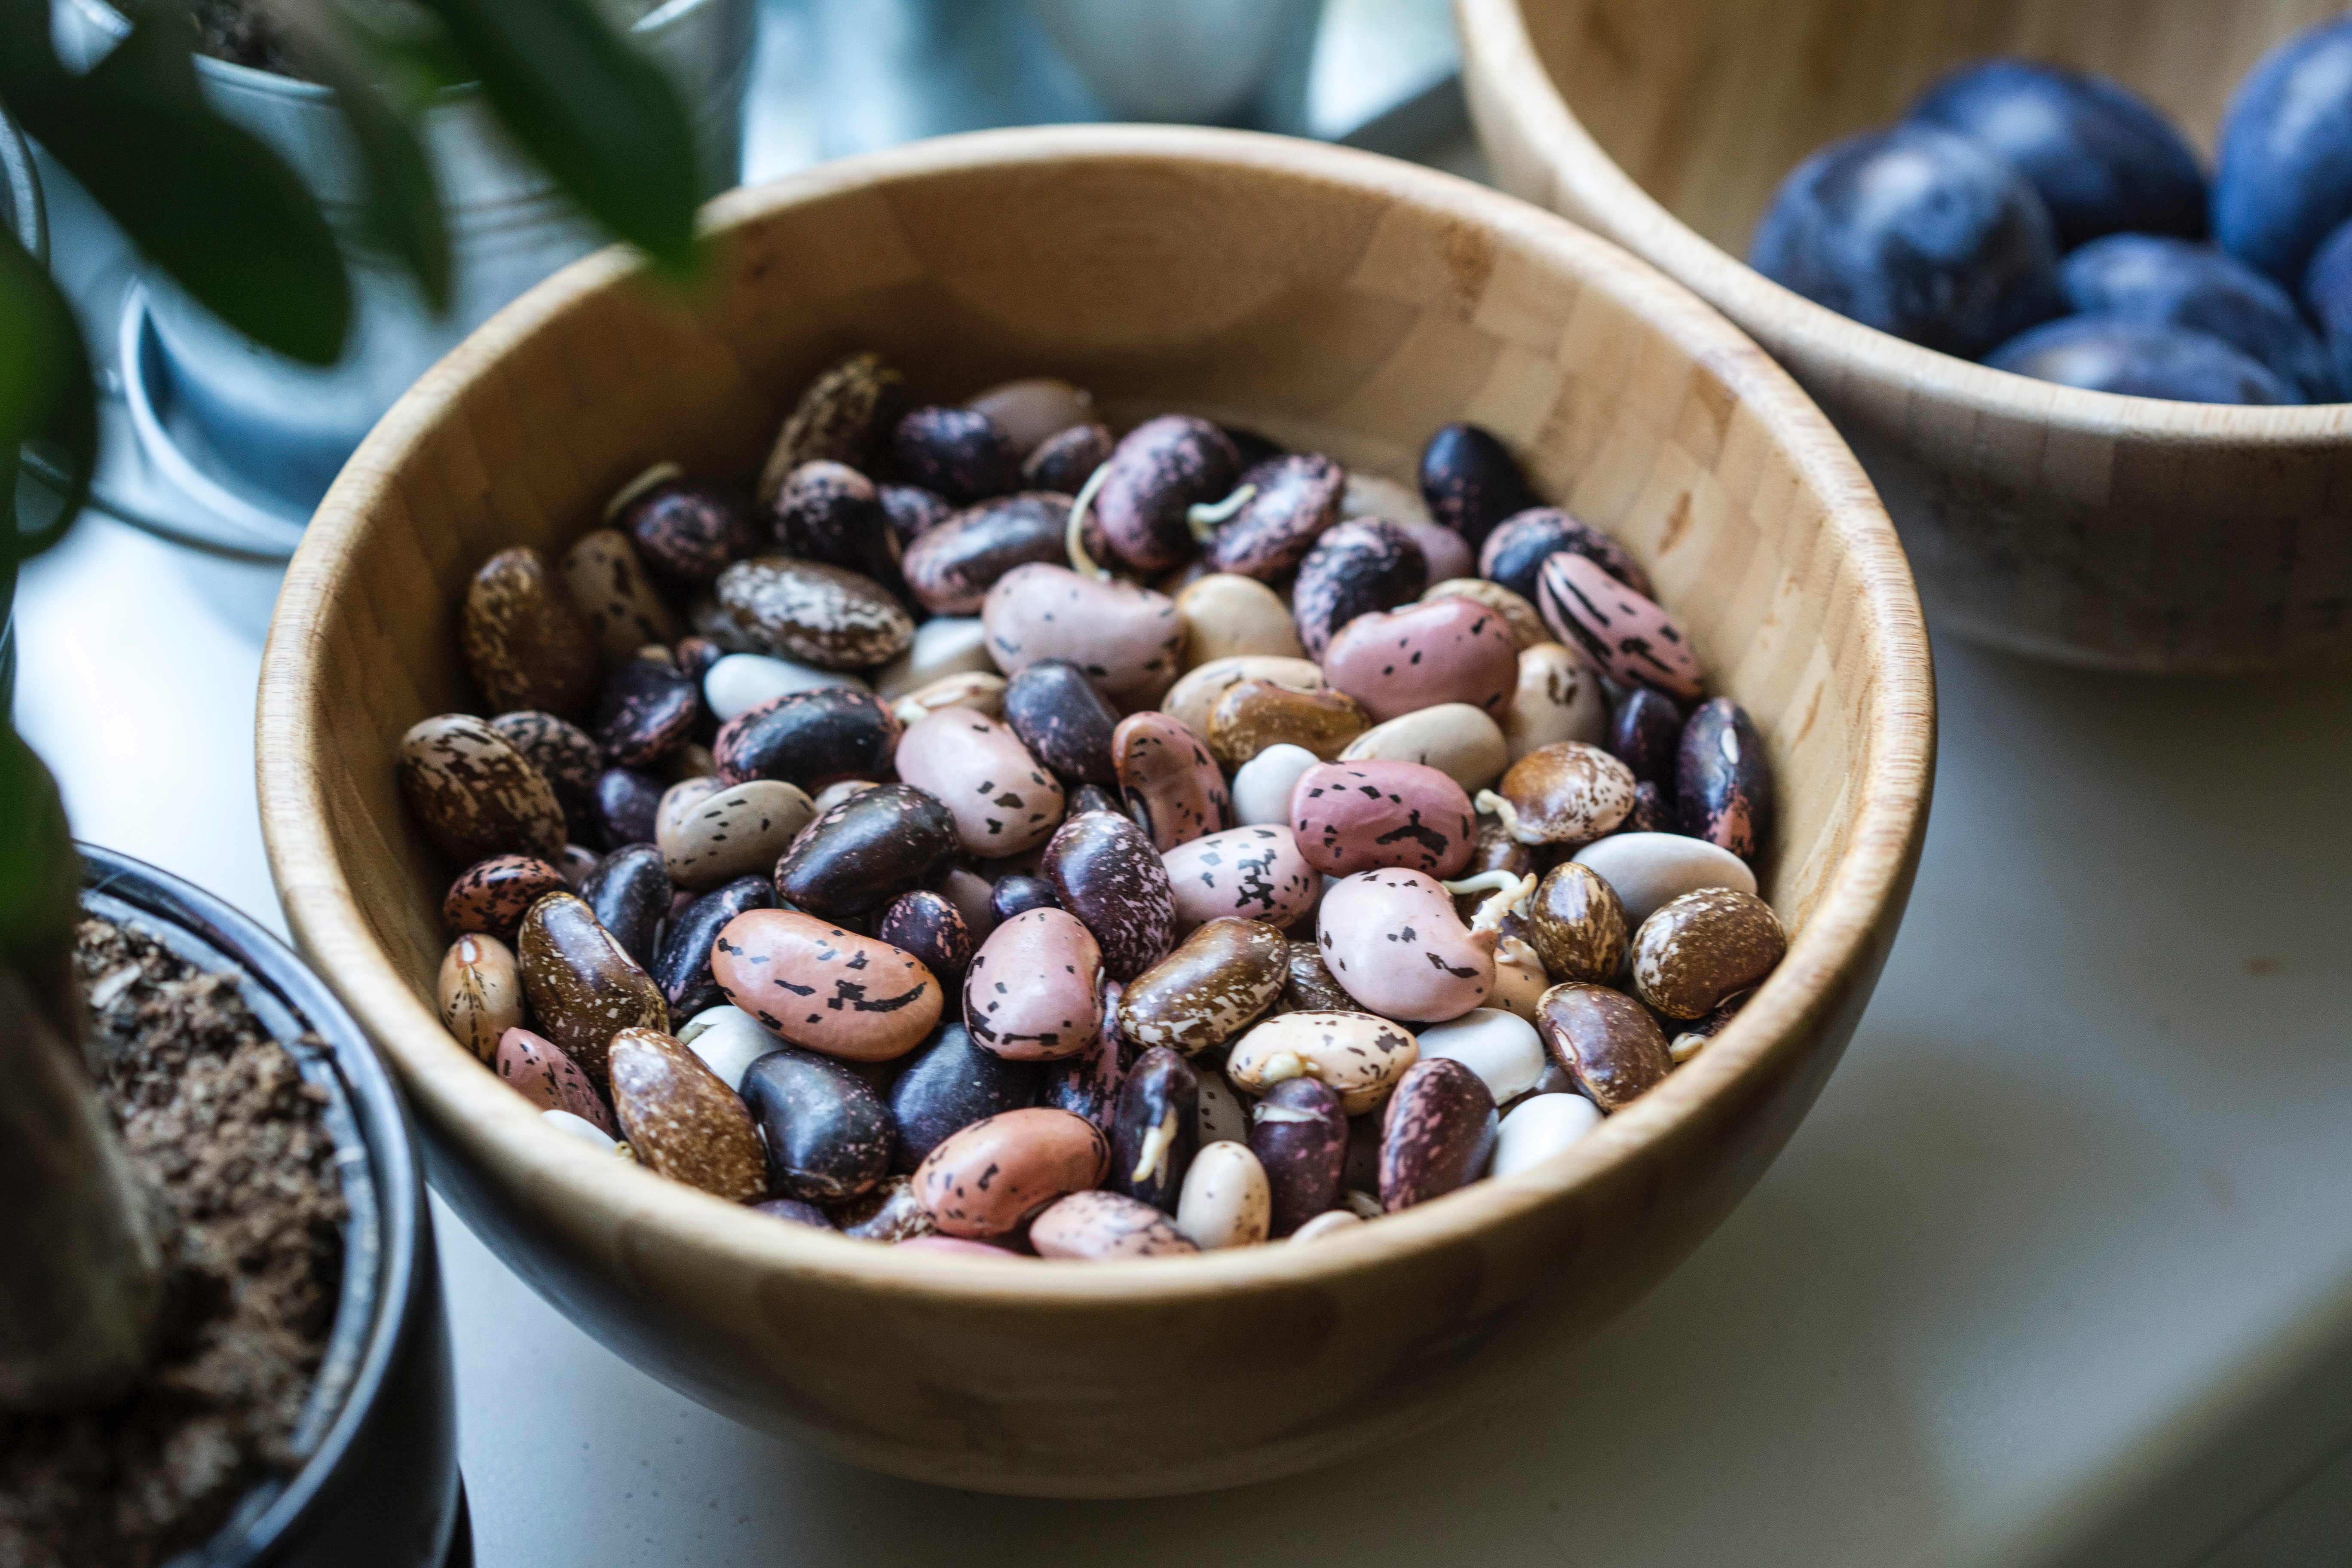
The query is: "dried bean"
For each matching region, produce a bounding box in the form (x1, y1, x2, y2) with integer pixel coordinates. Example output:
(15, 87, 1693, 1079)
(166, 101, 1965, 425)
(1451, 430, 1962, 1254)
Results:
(657, 779, 814, 891)
(1537, 551, 1703, 701)
(710, 556, 915, 669)
(1490, 1092, 1604, 1177)
(874, 616, 992, 699)
(1534, 981, 1672, 1111)
(1161, 824, 1317, 933)
(1174, 573, 1303, 666)
(758, 351, 905, 501)
(1477, 506, 1651, 602)
(1093, 414, 1241, 571)
(989, 874, 1061, 922)
(1418, 423, 1536, 549)
(711, 909, 943, 1061)
(656, 876, 776, 1018)
(1421, 577, 1547, 649)
(398, 714, 567, 863)
(490, 710, 604, 842)
(902, 493, 1078, 615)
(772, 461, 908, 593)
(438, 933, 523, 1060)
(740, 1047, 894, 1202)
(1504, 643, 1608, 762)
(1109, 1046, 1198, 1213)
(1523, 861, 1628, 984)
(592, 655, 700, 767)
(894, 708, 1066, 857)
(873, 889, 973, 985)
(560, 527, 679, 665)
(622, 480, 761, 587)
(893, 406, 1021, 503)
(703, 652, 865, 722)
(1225, 1010, 1418, 1115)
(1175, 1141, 1271, 1249)
(963, 908, 1103, 1062)
(969, 377, 1093, 452)
(1032, 1191, 1200, 1259)
(1320, 597, 1518, 724)
(1023, 421, 1112, 492)
(1281, 938, 1355, 1014)
(442, 854, 569, 941)
(1630, 889, 1786, 1019)
(1001, 657, 1121, 786)
(913, 1108, 1109, 1237)
(1339, 703, 1511, 793)
(1231, 743, 1320, 827)
(1248, 1076, 1348, 1235)
(1042, 808, 1176, 980)
(1414, 1007, 1549, 1105)
(578, 842, 673, 970)
(609, 1026, 767, 1201)
(1378, 1057, 1496, 1211)
(593, 766, 665, 851)
(1317, 869, 1500, 1023)
(714, 686, 901, 793)
(1117, 918, 1286, 1056)
(1677, 698, 1771, 861)
(888, 1020, 1038, 1172)
(1480, 741, 1635, 845)
(516, 892, 668, 1082)
(1202, 453, 1344, 578)
(1206, 680, 1369, 766)
(1608, 686, 1684, 790)
(1289, 759, 1476, 879)
(494, 1026, 615, 1132)
(983, 565, 1185, 701)
(1292, 518, 1428, 661)
(1041, 977, 1130, 1130)
(461, 546, 600, 719)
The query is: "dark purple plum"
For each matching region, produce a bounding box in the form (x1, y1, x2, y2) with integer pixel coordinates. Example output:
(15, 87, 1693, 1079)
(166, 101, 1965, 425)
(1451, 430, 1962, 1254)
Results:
(1908, 58, 2206, 249)
(2060, 235, 2331, 401)
(2216, 18, 2352, 285)
(1985, 315, 2291, 404)
(1749, 123, 2065, 358)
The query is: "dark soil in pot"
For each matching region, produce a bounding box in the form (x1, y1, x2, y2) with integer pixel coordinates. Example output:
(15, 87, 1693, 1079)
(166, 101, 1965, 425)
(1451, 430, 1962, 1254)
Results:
(0, 918, 346, 1568)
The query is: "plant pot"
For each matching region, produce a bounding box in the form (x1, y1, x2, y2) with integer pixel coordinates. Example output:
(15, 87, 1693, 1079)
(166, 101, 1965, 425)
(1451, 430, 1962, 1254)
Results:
(75, 845, 467, 1567)
(55, 0, 757, 517)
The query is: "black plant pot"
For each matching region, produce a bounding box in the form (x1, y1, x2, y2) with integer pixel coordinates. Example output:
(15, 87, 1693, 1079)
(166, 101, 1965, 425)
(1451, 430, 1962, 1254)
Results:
(79, 846, 469, 1568)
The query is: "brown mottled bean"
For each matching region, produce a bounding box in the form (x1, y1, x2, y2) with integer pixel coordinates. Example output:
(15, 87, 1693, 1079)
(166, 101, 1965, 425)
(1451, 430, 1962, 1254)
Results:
(1206, 680, 1369, 766)
(516, 892, 668, 1083)
(710, 556, 915, 670)
(398, 714, 567, 863)
(1163, 654, 1326, 738)
(461, 545, 600, 720)
(1523, 861, 1629, 984)
(1534, 981, 1672, 1111)
(757, 350, 906, 503)
(912, 1107, 1110, 1237)
(608, 1027, 767, 1202)
(560, 527, 680, 666)
(1282, 937, 1354, 1014)
(1630, 888, 1786, 1020)
(1481, 741, 1635, 845)
(1117, 918, 1287, 1056)
(489, 710, 604, 842)
(443, 855, 570, 941)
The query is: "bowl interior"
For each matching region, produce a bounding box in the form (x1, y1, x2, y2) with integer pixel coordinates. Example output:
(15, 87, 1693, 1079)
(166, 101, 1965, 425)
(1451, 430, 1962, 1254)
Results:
(1519, 0, 2344, 261)
(266, 126, 1927, 1298)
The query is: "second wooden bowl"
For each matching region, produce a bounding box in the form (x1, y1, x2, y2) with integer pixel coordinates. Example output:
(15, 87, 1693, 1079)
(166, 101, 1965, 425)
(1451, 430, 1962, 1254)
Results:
(1461, 0, 2352, 674)
(257, 126, 1932, 1495)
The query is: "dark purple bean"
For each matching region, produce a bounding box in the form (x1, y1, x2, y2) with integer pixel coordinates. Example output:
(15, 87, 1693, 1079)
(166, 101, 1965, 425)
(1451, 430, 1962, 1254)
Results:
(772, 460, 910, 598)
(1092, 415, 1241, 572)
(892, 406, 1021, 504)
(886, 1020, 1039, 1173)
(740, 1048, 894, 1202)
(1108, 1045, 1197, 1214)
(1291, 518, 1427, 660)
(879, 482, 953, 545)
(1248, 1076, 1348, 1236)
(1041, 977, 1131, 1131)
(1068, 783, 1120, 818)
(1418, 423, 1537, 550)
(1377, 1057, 1497, 1211)
(490, 710, 603, 843)
(674, 636, 724, 684)
(873, 888, 973, 983)
(1022, 422, 1111, 493)
(653, 873, 773, 1016)
(901, 493, 1077, 616)
(577, 841, 672, 972)
(1623, 780, 1672, 833)
(773, 783, 959, 919)
(592, 766, 665, 851)
(1477, 506, 1652, 603)
(1001, 657, 1120, 787)
(592, 655, 701, 767)
(1608, 686, 1684, 791)
(989, 873, 1061, 923)
(1043, 809, 1176, 981)
(752, 1197, 833, 1228)
(712, 686, 900, 793)
(622, 479, 760, 587)
(1203, 453, 1344, 579)
(1677, 697, 1771, 861)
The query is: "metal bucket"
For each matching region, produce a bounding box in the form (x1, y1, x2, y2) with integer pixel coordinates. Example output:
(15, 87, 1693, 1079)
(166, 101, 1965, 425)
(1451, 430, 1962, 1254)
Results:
(57, 0, 755, 513)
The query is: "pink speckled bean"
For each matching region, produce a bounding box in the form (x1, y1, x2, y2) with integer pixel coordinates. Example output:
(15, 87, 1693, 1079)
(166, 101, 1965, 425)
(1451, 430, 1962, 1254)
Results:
(1320, 595, 1519, 724)
(1112, 711, 1232, 851)
(1287, 760, 1476, 879)
(963, 908, 1104, 1061)
(913, 1107, 1110, 1237)
(1536, 551, 1703, 700)
(1161, 824, 1318, 931)
(893, 708, 1066, 857)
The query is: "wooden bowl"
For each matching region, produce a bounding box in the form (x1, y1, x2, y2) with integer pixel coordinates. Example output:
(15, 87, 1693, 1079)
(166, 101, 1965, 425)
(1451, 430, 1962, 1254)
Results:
(256, 126, 1932, 1496)
(1460, 0, 2352, 673)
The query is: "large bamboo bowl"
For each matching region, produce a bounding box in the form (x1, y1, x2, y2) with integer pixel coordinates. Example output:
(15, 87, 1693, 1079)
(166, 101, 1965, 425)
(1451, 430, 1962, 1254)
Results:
(257, 126, 1932, 1496)
(1461, 0, 2352, 673)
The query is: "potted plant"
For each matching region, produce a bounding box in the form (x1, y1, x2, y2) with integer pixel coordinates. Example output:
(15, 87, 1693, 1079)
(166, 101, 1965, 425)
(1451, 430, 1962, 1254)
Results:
(0, 2, 713, 1559)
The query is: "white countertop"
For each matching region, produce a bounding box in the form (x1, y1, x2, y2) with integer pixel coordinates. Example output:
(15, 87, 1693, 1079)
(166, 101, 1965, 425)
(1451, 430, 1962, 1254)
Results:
(20, 499, 2350, 1568)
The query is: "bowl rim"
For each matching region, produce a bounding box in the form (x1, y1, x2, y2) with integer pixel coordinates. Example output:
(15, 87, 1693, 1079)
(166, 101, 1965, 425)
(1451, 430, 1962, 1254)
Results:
(1456, 0, 2352, 445)
(257, 122, 1935, 1304)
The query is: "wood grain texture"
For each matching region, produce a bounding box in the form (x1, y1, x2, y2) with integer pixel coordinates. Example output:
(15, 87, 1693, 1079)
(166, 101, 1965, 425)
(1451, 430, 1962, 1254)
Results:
(1461, 0, 2352, 672)
(255, 126, 1933, 1496)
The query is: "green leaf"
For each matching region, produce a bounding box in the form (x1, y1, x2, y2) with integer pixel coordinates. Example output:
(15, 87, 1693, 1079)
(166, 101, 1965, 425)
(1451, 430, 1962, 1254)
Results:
(268, 0, 452, 311)
(0, 0, 352, 365)
(0, 226, 95, 562)
(0, 721, 81, 1035)
(412, 0, 702, 276)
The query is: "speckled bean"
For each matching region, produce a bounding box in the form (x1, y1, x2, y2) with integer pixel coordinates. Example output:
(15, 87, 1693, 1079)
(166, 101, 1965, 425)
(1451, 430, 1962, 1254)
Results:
(873, 889, 973, 986)
(989, 874, 1061, 923)
(1421, 578, 1547, 650)
(1505, 642, 1608, 762)
(1677, 698, 1771, 861)
(495, 1026, 616, 1131)
(713, 686, 901, 793)
(913, 1107, 1109, 1237)
(1291, 518, 1428, 661)
(1481, 741, 1636, 845)
(1317, 868, 1500, 1022)
(1537, 551, 1702, 701)
(1282, 938, 1355, 1014)
(772, 461, 909, 594)
(1288, 760, 1476, 879)
(1534, 981, 1673, 1111)
(1160, 824, 1318, 933)
(999, 658, 1121, 787)
(1202, 453, 1344, 579)
(1205, 680, 1369, 766)
(609, 1026, 767, 1201)
(1092, 415, 1242, 572)
(488, 711, 603, 843)
(438, 933, 523, 1060)
(896, 709, 1066, 858)
(1163, 655, 1326, 739)
(560, 527, 679, 667)
(1524, 861, 1628, 984)
(739, 1047, 894, 1201)
(1043, 809, 1177, 981)
(1248, 1075, 1348, 1235)
(398, 714, 567, 863)
(1116, 918, 1287, 1055)
(1478, 506, 1651, 603)
(1225, 1009, 1419, 1115)
(442, 854, 569, 941)
(963, 908, 1104, 1061)
(516, 892, 668, 1082)
(1630, 888, 1786, 1020)
(711, 909, 943, 1062)
(1032, 1190, 1201, 1259)
(1111, 711, 1230, 851)
(894, 405, 1021, 503)
(1041, 977, 1130, 1131)
(983, 564, 1186, 701)
(1320, 596, 1518, 724)
(757, 351, 906, 502)
(711, 555, 916, 670)
(461, 545, 600, 720)
(1378, 1057, 1496, 1211)
(622, 479, 762, 587)
(1109, 1045, 1198, 1213)
(655, 779, 814, 891)
(902, 493, 1079, 615)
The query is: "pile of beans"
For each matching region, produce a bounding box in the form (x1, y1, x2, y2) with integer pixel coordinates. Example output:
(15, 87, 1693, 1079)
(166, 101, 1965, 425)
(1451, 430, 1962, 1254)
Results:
(407, 354, 1785, 1261)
